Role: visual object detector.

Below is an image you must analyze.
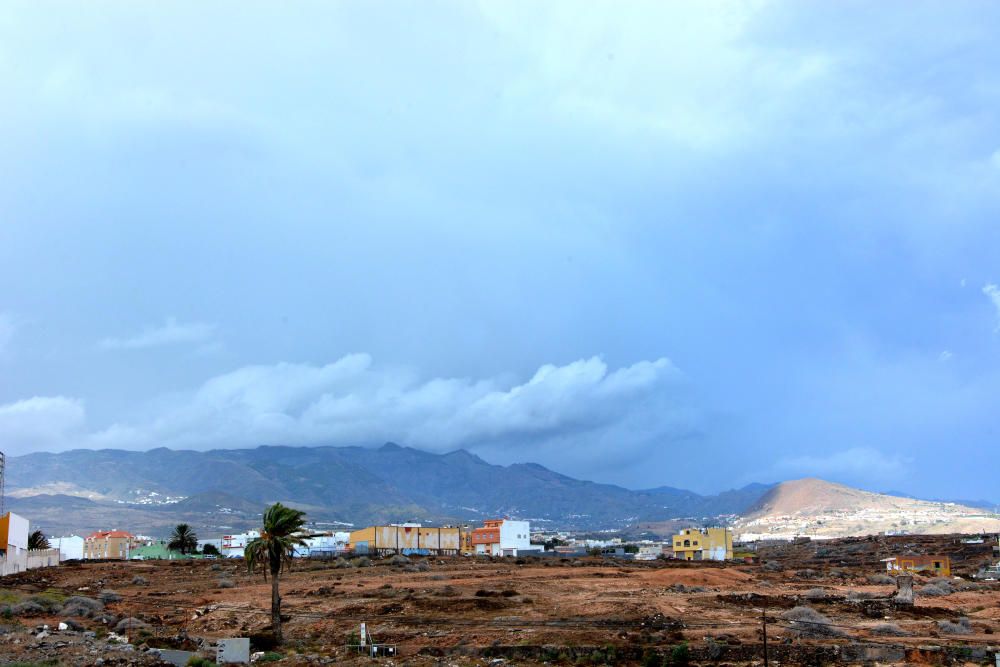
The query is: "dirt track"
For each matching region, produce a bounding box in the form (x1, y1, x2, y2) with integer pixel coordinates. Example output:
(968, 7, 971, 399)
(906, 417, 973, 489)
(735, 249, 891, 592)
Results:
(1, 537, 999, 665)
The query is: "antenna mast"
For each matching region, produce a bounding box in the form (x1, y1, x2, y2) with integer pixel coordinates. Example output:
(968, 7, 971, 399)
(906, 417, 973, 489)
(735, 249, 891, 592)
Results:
(0, 451, 5, 516)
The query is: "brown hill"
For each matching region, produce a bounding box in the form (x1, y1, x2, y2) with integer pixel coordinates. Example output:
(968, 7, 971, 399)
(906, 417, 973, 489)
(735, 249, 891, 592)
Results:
(737, 478, 1000, 539)
(745, 478, 969, 518)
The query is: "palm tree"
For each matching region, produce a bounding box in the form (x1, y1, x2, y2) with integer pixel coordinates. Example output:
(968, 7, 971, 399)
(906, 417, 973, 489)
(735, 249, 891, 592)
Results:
(245, 503, 308, 643)
(168, 523, 198, 555)
(27, 530, 50, 550)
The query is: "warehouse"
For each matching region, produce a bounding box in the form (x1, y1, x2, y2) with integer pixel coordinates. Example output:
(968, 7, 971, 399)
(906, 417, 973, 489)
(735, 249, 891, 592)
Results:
(349, 524, 463, 555)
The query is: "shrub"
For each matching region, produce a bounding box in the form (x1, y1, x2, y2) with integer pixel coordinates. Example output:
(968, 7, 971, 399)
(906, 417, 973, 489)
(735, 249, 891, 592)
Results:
(10, 601, 46, 617)
(60, 596, 103, 618)
(60, 618, 84, 631)
(868, 574, 895, 585)
(98, 590, 122, 603)
(27, 595, 63, 612)
(762, 561, 782, 572)
(803, 588, 828, 599)
(389, 555, 410, 565)
(210, 563, 222, 571)
(350, 557, 370, 568)
(186, 657, 215, 667)
(780, 606, 846, 638)
(938, 618, 972, 635)
(920, 582, 952, 597)
(641, 648, 661, 667)
(114, 617, 150, 633)
(670, 641, 690, 666)
(131, 576, 148, 586)
(870, 623, 909, 636)
(217, 579, 235, 589)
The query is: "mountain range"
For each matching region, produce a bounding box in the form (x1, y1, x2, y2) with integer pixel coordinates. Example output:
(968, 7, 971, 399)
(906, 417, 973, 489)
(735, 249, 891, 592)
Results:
(5, 443, 769, 536)
(5, 445, 997, 540)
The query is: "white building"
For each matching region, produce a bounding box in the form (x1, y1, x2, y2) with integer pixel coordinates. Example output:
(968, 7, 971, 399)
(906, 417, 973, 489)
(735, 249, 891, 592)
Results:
(1, 512, 31, 576)
(294, 532, 350, 557)
(221, 530, 260, 558)
(197, 538, 222, 554)
(50, 535, 85, 561)
(472, 519, 532, 556)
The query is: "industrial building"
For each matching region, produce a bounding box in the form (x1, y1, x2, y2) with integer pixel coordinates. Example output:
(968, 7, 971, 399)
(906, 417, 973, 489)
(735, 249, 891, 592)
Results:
(882, 555, 951, 577)
(672, 527, 733, 561)
(83, 529, 139, 560)
(470, 519, 532, 556)
(350, 524, 463, 555)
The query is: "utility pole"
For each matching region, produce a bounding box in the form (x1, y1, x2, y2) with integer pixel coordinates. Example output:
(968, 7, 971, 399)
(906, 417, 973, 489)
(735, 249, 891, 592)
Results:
(761, 606, 769, 667)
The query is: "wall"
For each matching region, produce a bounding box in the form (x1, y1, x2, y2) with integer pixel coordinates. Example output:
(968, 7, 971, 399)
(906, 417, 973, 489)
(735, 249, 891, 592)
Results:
(27, 548, 60, 569)
(51, 536, 84, 561)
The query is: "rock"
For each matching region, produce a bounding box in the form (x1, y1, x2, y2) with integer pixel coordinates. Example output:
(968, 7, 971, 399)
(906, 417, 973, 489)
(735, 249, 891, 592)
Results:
(58, 622, 68, 631)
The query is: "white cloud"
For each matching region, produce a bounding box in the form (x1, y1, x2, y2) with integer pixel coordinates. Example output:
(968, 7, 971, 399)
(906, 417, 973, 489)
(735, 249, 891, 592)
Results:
(938, 350, 953, 362)
(83, 355, 685, 456)
(984, 284, 1000, 331)
(772, 447, 912, 485)
(0, 396, 86, 454)
(100, 317, 217, 350)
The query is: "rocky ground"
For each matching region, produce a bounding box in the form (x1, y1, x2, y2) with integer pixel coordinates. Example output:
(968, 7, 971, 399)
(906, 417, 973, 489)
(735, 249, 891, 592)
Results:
(0, 534, 998, 665)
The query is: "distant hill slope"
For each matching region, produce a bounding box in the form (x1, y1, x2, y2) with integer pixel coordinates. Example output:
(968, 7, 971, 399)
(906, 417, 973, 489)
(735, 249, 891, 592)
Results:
(6, 444, 771, 535)
(736, 478, 1000, 539)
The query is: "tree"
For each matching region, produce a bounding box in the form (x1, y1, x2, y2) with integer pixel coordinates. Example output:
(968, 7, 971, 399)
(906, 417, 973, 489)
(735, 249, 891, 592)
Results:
(201, 543, 221, 556)
(168, 523, 198, 555)
(245, 503, 308, 643)
(27, 530, 50, 551)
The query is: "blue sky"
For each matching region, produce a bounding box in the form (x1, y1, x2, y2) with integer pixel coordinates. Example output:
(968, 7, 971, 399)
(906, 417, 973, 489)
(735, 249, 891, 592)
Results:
(2, 1, 999, 498)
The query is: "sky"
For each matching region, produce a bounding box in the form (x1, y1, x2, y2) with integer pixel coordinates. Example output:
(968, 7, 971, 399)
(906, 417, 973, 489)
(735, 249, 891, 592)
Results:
(2, 1, 1000, 499)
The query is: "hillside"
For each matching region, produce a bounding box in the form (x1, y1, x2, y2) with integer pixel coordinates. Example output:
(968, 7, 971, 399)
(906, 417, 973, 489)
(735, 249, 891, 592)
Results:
(735, 478, 1000, 539)
(5, 444, 769, 535)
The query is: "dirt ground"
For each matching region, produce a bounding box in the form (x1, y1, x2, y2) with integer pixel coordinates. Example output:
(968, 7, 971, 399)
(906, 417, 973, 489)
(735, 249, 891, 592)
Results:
(1, 536, 999, 665)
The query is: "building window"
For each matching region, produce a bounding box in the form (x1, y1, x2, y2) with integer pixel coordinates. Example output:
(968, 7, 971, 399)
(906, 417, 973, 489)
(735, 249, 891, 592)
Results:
(683, 540, 690, 547)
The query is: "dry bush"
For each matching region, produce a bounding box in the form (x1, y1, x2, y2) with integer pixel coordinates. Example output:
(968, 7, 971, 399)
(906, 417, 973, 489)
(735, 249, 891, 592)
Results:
(98, 590, 122, 603)
(131, 576, 149, 585)
(780, 606, 846, 638)
(10, 601, 46, 617)
(919, 582, 952, 597)
(870, 623, 909, 636)
(114, 616, 150, 633)
(938, 618, 972, 635)
(60, 596, 103, 618)
(217, 579, 235, 589)
(803, 588, 828, 599)
(868, 574, 895, 585)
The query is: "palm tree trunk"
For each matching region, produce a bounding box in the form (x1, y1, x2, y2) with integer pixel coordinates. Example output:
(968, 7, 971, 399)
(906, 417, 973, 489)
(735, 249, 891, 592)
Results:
(271, 569, 282, 643)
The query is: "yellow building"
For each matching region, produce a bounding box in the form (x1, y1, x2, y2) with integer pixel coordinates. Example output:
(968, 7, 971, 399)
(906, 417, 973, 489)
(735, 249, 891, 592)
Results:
(348, 524, 465, 555)
(83, 530, 138, 560)
(672, 527, 733, 561)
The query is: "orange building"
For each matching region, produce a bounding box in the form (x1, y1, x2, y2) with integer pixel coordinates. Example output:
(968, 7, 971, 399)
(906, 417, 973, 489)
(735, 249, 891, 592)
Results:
(882, 555, 951, 577)
(83, 530, 138, 560)
(470, 519, 503, 554)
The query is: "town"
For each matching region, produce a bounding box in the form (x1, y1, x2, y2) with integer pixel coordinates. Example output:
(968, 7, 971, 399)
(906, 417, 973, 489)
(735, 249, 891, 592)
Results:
(3, 499, 1000, 665)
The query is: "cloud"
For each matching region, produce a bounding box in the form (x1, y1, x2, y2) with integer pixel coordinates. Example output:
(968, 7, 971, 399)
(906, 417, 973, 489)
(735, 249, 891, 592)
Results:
(0, 396, 86, 454)
(81, 355, 686, 458)
(771, 447, 912, 486)
(983, 284, 1000, 331)
(100, 318, 218, 350)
